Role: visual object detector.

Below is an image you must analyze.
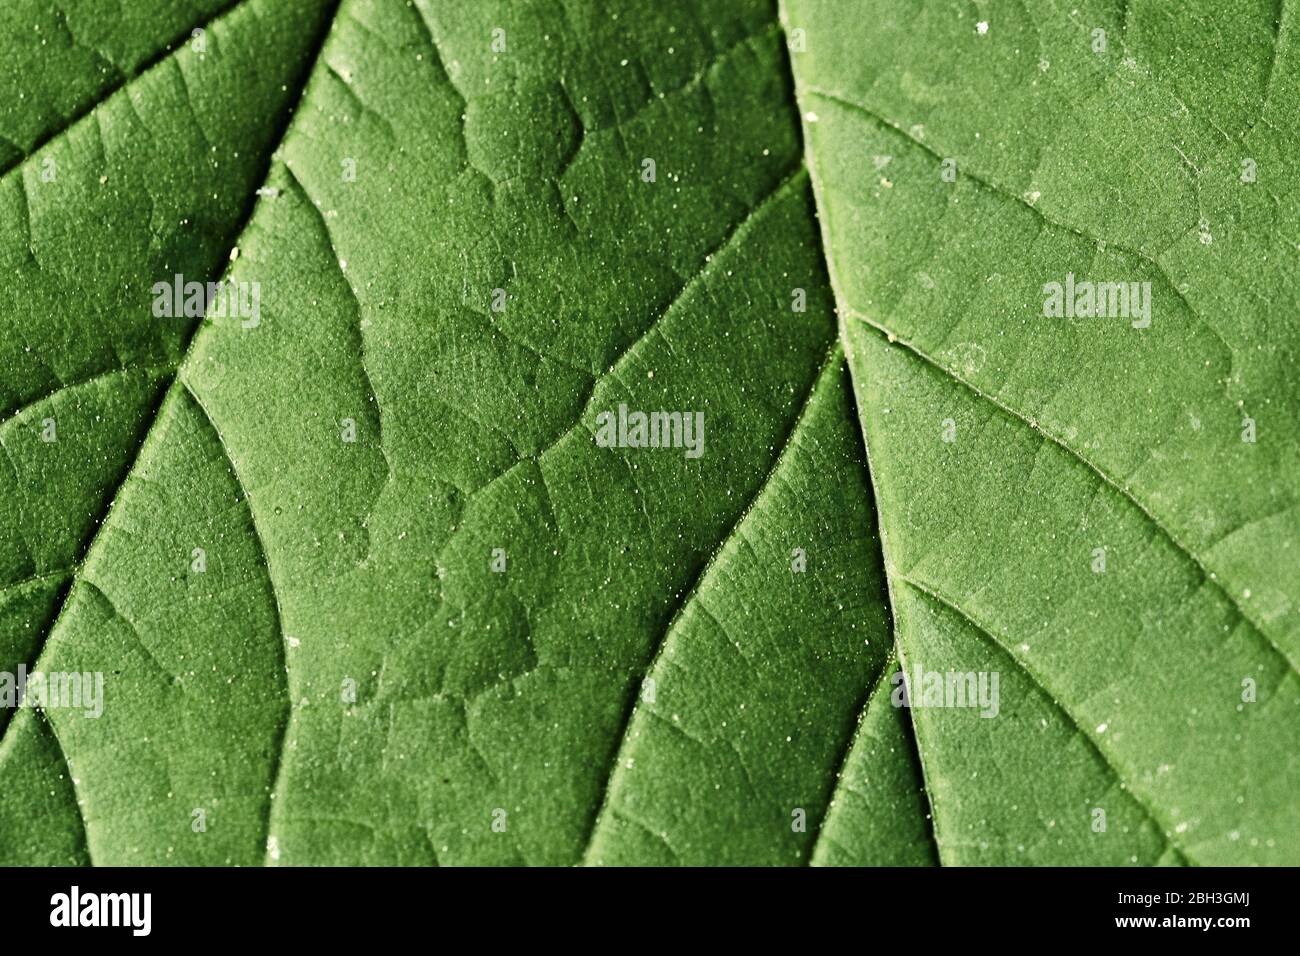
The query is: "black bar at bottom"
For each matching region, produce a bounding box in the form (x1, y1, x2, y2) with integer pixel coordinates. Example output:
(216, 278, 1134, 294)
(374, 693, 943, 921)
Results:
(3, 865, 1281, 941)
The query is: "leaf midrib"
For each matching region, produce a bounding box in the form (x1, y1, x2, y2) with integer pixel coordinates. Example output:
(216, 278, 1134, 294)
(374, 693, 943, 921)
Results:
(8, 0, 1261, 867)
(579, 5, 946, 866)
(790, 82, 1297, 679)
(784, 2, 1300, 866)
(777, 0, 1225, 868)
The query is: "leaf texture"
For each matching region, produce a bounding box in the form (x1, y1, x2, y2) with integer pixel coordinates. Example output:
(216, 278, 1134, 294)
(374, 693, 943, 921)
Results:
(0, 0, 1295, 867)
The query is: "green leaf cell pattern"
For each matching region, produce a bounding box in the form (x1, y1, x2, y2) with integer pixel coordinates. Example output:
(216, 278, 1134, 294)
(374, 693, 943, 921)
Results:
(0, 0, 1294, 867)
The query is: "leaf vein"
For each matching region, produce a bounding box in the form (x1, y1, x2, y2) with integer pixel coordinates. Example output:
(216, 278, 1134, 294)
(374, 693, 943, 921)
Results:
(898, 575, 1192, 864)
(847, 310, 1299, 677)
(580, 344, 844, 863)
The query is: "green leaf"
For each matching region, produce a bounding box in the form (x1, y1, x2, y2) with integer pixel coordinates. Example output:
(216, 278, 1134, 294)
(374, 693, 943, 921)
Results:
(0, 0, 239, 172)
(0, 0, 1295, 867)
(786, 0, 1299, 865)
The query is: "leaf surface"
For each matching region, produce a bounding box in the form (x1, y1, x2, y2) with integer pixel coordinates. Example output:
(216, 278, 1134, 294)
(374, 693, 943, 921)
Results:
(786, 0, 1300, 864)
(0, 0, 1296, 866)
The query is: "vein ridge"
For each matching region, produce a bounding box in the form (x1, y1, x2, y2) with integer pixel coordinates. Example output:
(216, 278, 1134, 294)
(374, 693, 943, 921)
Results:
(0, 0, 344, 848)
(0, 363, 177, 434)
(899, 575, 1192, 864)
(847, 309, 1299, 677)
(178, 379, 291, 866)
(464, 164, 809, 504)
(581, 343, 844, 864)
(0, 0, 248, 181)
(776, 4, 948, 863)
(805, 654, 932, 865)
(803, 85, 1237, 364)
